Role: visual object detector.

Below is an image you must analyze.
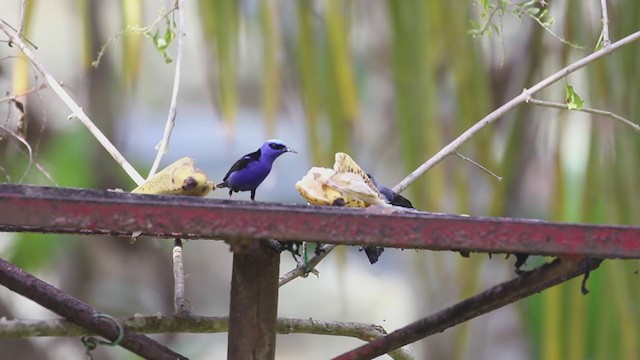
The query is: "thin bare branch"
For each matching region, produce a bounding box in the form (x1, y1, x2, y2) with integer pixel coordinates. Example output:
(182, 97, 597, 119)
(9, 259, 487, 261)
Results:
(17, 0, 27, 35)
(0, 19, 145, 185)
(279, 244, 337, 287)
(526, 12, 586, 50)
(600, 0, 611, 47)
(172, 238, 191, 316)
(0, 316, 414, 360)
(527, 97, 640, 132)
(147, 4, 180, 33)
(454, 152, 502, 181)
(473, 6, 501, 37)
(0, 165, 10, 181)
(0, 104, 57, 184)
(31, 161, 58, 185)
(0, 125, 32, 182)
(148, 0, 185, 178)
(393, 30, 640, 194)
(0, 82, 48, 103)
(2, 134, 57, 184)
(92, 4, 178, 68)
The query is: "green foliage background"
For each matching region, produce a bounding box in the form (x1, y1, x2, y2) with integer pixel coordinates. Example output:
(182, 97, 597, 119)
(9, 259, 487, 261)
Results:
(0, 1, 639, 359)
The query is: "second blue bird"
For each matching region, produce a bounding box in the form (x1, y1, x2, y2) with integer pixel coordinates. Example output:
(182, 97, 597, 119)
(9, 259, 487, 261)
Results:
(217, 139, 296, 201)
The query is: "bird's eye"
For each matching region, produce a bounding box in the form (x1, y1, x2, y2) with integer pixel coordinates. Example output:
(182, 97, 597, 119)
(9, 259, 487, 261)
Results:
(269, 143, 286, 150)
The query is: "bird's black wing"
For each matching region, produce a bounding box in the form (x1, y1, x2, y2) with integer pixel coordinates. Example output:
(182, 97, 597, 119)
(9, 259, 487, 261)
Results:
(222, 149, 262, 181)
(386, 191, 414, 208)
(367, 173, 414, 209)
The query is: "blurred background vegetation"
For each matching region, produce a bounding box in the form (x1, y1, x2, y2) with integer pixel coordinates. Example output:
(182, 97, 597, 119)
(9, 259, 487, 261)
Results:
(0, 0, 639, 359)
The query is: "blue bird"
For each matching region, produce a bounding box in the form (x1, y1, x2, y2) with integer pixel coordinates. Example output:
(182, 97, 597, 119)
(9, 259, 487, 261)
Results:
(217, 139, 296, 201)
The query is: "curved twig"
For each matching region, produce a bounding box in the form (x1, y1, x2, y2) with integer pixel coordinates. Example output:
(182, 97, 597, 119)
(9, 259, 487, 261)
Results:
(0, 125, 32, 182)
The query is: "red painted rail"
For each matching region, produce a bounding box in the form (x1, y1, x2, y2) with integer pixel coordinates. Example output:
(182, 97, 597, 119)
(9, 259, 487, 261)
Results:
(0, 184, 638, 258)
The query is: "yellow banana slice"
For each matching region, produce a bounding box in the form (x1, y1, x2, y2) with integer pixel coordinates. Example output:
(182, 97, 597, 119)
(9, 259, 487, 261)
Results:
(333, 152, 384, 200)
(295, 167, 343, 206)
(132, 157, 214, 196)
(325, 171, 387, 207)
(295, 152, 388, 207)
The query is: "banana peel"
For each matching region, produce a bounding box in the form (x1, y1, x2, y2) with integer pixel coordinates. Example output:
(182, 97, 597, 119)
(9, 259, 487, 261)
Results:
(133, 157, 215, 196)
(129, 157, 213, 244)
(295, 152, 388, 208)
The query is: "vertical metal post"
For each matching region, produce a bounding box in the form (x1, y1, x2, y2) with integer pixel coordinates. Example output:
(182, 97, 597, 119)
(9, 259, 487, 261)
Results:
(227, 241, 280, 360)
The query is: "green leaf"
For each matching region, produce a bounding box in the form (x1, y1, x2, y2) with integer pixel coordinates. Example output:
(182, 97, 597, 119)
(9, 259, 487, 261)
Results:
(163, 20, 176, 46)
(160, 50, 173, 63)
(565, 82, 584, 110)
(527, 7, 540, 16)
(152, 29, 163, 49)
(149, 19, 175, 63)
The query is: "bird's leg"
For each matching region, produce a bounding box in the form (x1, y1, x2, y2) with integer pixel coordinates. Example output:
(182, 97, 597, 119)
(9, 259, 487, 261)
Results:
(514, 253, 530, 275)
(581, 267, 592, 295)
(314, 243, 326, 256)
(361, 246, 384, 264)
(288, 242, 306, 267)
(250, 189, 256, 201)
(267, 240, 305, 265)
(302, 241, 309, 265)
(282, 241, 303, 260)
(228, 189, 232, 198)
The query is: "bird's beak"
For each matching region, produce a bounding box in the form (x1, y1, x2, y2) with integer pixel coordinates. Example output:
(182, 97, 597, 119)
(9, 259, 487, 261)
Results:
(287, 147, 297, 154)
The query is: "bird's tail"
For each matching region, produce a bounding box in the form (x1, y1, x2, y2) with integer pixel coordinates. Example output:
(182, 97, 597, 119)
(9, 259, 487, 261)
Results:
(361, 246, 384, 264)
(216, 181, 228, 189)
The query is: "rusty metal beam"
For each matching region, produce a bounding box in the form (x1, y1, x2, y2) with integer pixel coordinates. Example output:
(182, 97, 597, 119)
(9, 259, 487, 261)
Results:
(0, 184, 639, 258)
